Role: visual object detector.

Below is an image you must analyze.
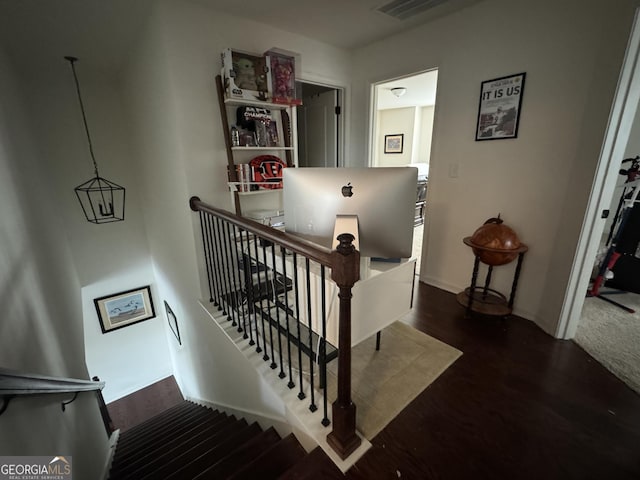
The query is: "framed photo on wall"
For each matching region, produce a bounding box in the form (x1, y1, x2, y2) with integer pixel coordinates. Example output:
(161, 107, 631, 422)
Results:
(384, 134, 404, 153)
(165, 300, 181, 345)
(94, 286, 156, 333)
(476, 72, 526, 141)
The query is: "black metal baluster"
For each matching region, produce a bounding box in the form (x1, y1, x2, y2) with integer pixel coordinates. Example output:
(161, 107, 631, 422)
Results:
(220, 221, 236, 325)
(238, 228, 250, 340)
(230, 224, 244, 333)
(306, 258, 317, 413)
(320, 265, 330, 426)
(281, 247, 295, 389)
(271, 244, 285, 378)
(251, 234, 264, 355)
(293, 253, 305, 400)
(199, 211, 214, 304)
(263, 241, 276, 367)
(212, 217, 228, 316)
(207, 214, 224, 311)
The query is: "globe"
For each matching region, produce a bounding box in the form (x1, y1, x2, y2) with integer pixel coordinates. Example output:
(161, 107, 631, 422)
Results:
(467, 216, 522, 266)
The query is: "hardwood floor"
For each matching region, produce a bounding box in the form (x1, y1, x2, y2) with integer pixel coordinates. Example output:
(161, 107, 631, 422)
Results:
(107, 375, 183, 433)
(342, 281, 640, 480)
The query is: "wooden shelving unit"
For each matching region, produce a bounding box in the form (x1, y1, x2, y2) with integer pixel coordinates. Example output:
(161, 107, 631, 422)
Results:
(215, 75, 298, 216)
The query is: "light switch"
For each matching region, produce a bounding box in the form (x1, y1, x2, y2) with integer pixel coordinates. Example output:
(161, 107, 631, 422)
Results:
(449, 163, 459, 178)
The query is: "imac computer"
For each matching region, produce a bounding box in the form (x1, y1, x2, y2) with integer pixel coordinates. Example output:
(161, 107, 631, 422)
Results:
(283, 167, 418, 259)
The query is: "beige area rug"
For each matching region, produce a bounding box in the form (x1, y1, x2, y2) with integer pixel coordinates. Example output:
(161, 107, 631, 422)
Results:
(575, 291, 640, 394)
(324, 320, 462, 439)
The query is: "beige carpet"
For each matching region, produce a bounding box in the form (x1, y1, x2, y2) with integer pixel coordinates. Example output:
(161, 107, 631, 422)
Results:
(325, 320, 462, 439)
(576, 291, 640, 394)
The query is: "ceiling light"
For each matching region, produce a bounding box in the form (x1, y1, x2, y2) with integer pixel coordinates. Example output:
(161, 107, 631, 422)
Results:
(391, 87, 407, 97)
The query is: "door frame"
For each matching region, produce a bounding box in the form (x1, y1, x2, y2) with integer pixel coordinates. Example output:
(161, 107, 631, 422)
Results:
(297, 79, 345, 168)
(557, 8, 640, 339)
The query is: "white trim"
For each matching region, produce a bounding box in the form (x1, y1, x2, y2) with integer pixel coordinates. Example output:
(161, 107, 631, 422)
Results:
(557, 8, 640, 339)
(100, 429, 120, 480)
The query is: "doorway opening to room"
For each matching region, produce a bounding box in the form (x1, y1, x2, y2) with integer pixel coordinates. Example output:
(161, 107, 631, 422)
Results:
(296, 82, 343, 168)
(371, 69, 439, 273)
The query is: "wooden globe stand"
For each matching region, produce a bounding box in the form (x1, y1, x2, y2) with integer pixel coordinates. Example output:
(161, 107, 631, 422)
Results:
(457, 237, 528, 317)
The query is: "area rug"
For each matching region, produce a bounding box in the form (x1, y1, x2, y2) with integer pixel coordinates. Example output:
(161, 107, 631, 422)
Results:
(575, 291, 640, 395)
(325, 320, 462, 439)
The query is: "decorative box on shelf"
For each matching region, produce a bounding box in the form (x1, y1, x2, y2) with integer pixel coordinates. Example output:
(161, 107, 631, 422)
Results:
(264, 48, 302, 106)
(221, 48, 271, 101)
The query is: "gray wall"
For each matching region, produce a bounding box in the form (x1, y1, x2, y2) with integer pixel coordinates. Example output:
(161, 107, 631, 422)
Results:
(350, 0, 639, 334)
(0, 47, 110, 480)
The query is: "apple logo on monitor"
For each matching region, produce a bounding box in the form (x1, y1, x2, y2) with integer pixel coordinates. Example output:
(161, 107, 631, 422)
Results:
(341, 182, 353, 198)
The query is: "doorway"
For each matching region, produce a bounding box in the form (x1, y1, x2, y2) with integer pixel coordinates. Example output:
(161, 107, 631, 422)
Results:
(296, 82, 343, 168)
(371, 69, 439, 272)
(558, 9, 640, 393)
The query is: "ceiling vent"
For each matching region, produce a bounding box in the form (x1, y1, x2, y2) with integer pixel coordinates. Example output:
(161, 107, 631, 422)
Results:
(376, 0, 449, 20)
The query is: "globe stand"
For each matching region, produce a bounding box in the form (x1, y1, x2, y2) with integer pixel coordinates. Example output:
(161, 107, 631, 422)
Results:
(457, 237, 528, 318)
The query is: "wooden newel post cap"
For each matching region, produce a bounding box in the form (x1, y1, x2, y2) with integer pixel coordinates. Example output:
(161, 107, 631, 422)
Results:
(331, 233, 360, 287)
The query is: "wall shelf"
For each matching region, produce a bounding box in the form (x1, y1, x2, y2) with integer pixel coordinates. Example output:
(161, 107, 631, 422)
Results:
(216, 74, 298, 216)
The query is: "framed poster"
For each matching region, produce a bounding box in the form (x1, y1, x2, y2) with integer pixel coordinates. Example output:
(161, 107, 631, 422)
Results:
(384, 134, 404, 153)
(165, 300, 181, 345)
(94, 286, 155, 333)
(476, 72, 526, 141)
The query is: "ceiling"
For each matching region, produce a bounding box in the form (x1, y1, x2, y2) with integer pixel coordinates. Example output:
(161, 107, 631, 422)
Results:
(376, 69, 438, 110)
(195, 0, 483, 49)
(0, 0, 482, 72)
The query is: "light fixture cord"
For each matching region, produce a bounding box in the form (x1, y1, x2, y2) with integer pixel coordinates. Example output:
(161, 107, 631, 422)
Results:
(65, 56, 100, 178)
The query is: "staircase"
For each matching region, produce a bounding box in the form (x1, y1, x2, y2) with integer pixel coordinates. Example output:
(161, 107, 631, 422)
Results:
(108, 400, 344, 479)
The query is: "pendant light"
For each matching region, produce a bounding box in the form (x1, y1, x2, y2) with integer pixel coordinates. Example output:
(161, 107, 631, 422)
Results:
(66, 56, 125, 224)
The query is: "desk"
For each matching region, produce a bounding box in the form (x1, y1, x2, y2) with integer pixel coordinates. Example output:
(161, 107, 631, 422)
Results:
(242, 239, 416, 348)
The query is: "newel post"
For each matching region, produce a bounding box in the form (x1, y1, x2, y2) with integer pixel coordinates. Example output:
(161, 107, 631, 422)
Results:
(326, 233, 362, 459)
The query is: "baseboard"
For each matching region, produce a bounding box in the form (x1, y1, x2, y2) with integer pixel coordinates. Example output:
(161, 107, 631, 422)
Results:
(197, 300, 372, 473)
(186, 395, 294, 444)
(420, 275, 542, 333)
(100, 429, 120, 480)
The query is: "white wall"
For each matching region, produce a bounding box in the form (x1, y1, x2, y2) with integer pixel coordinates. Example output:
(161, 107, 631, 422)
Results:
(350, 0, 638, 334)
(121, 0, 353, 420)
(19, 53, 173, 402)
(0, 47, 109, 480)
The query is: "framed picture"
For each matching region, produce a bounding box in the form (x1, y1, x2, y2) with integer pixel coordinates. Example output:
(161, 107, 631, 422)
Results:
(165, 301, 181, 345)
(94, 286, 155, 334)
(476, 72, 526, 141)
(384, 134, 404, 154)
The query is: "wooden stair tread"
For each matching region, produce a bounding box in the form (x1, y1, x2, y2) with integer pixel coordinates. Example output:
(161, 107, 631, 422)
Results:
(164, 422, 264, 480)
(227, 434, 307, 480)
(110, 413, 232, 476)
(117, 418, 247, 480)
(193, 426, 282, 479)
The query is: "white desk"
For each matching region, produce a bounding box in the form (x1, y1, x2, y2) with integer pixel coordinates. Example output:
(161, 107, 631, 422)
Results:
(243, 241, 416, 348)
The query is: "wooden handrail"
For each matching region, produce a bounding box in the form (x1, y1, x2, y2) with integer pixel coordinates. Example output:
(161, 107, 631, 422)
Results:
(190, 196, 362, 459)
(190, 197, 334, 266)
(0, 368, 105, 395)
(0, 368, 111, 435)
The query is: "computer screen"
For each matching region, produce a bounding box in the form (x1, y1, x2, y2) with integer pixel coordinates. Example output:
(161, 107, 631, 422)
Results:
(283, 167, 418, 258)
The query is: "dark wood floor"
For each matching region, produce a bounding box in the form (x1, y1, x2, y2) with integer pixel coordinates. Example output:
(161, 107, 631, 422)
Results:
(342, 281, 640, 480)
(107, 375, 183, 433)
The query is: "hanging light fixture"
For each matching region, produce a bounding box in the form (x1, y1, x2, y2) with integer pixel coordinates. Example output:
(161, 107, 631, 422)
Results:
(65, 56, 125, 224)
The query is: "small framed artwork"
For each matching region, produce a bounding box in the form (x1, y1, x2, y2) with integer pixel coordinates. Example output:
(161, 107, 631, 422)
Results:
(384, 134, 404, 154)
(94, 286, 155, 334)
(476, 72, 526, 141)
(165, 301, 181, 345)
